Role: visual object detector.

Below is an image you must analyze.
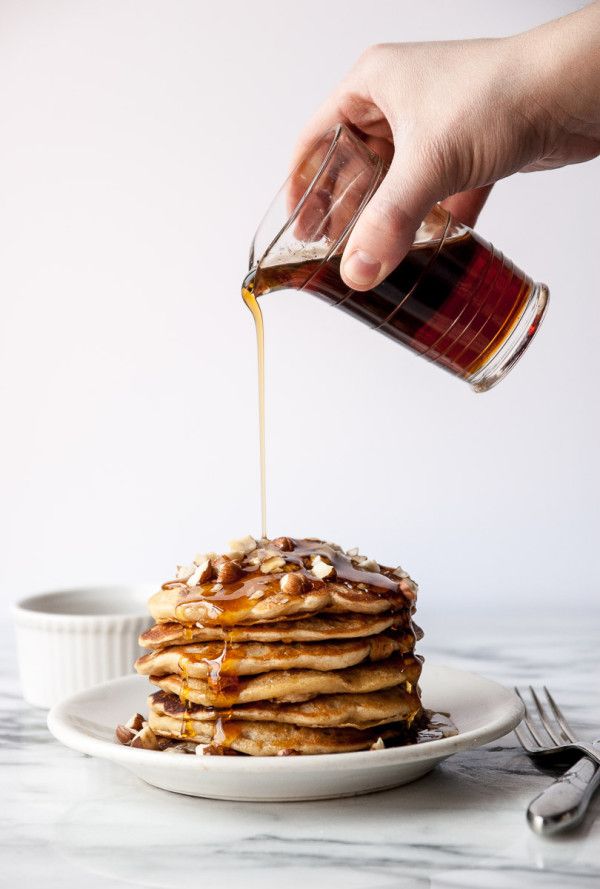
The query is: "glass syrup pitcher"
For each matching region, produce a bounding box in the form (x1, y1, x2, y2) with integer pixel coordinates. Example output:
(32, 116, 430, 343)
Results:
(244, 123, 548, 392)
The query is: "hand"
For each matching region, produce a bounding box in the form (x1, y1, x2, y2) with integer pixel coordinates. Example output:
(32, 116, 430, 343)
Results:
(293, 4, 600, 290)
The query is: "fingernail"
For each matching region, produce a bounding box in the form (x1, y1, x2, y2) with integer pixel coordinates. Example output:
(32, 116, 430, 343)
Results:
(342, 249, 381, 287)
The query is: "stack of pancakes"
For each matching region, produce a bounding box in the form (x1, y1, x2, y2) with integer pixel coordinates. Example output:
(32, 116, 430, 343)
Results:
(128, 536, 424, 756)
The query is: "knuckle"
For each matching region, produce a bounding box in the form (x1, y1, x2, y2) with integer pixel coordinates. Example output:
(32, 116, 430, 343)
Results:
(359, 43, 379, 63)
(338, 91, 372, 123)
(357, 42, 391, 70)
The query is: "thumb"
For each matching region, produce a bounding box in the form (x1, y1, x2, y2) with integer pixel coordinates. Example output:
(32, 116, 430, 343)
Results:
(340, 148, 442, 291)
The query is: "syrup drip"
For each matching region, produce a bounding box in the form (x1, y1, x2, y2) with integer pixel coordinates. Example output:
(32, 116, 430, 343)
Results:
(179, 655, 190, 703)
(178, 654, 195, 738)
(201, 641, 242, 707)
(176, 641, 245, 708)
(213, 717, 242, 751)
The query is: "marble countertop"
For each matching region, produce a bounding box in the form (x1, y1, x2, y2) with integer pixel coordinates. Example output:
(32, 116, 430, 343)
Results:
(2, 608, 600, 889)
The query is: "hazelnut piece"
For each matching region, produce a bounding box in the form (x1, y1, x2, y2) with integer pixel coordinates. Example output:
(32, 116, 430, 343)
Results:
(187, 559, 214, 587)
(126, 713, 145, 732)
(311, 555, 336, 580)
(228, 535, 257, 555)
(214, 556, 243, 584)
(130, 725, 161, 750)
(260, 556, 286, 574)
(357, 557, 380, 573)
(272, 536, 294, 552)
(175, 563, 194, 581)
(115, 724, 136, 746)
(280, 572, 310, 596)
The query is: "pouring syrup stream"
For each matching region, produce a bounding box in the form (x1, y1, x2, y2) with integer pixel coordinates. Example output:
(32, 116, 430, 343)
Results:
(242, 274, 267, 539)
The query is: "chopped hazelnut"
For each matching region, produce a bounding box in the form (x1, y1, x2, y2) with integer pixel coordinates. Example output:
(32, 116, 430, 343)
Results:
(228, 535, 257, 555)
(175, 564, 194, 581)
(126, 713, 144, 732)
(272, 536, 294, 551)
(280, 572, 310, 595)
(357, 557, 380, 573)
(130, 724, 161, 750)
(260, 556, 286, 574)
(214, 556, 243, 584)
(393, 566, 409, 579)
(115, 724, 135, 745)
(187, 559, 214, 587)
(311, 555, 336, 580)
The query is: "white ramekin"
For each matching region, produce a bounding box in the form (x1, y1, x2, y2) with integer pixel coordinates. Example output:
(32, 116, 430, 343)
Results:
(12, 585, 155, 708)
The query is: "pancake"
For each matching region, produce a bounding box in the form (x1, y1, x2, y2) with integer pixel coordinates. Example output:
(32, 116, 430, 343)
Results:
(149, 580, 412, 626)
(139, 611, 420, 649)
(135, 633, 414, 679)
(149, 687, 423, 729)
(150, 654, 422, 706)
(149, 536, 416, 627)
(144, 713, 407, 755)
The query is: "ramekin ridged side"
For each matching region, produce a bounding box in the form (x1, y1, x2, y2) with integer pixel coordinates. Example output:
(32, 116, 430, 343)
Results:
(12, 586, 153, 708)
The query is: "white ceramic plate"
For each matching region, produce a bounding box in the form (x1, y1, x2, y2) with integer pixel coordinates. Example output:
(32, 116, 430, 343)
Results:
(47, 664, 523, 801)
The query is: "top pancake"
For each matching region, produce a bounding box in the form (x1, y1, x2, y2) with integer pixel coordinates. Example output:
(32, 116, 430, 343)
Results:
(149, 538, 416, 627)
(149, 582, 413, 626)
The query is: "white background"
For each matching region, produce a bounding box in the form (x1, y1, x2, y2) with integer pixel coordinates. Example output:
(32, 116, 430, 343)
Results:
(0, 0, 598, 619)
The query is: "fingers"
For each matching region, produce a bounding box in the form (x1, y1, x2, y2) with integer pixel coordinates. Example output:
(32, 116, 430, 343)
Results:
(340, 149, 440, 291)
(289, 55, 392, 173)
(290, 95, 349, 173)
(441, 185, 493, 228)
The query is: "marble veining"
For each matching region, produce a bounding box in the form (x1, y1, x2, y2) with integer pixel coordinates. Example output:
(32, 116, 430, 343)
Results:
(1, 609, 600, 888)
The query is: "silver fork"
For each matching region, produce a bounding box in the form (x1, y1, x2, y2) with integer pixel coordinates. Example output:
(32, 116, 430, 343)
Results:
(514, 686, 600, 835)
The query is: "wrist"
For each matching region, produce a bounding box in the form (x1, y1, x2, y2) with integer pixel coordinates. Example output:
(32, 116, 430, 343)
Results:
(519, 5, 600, 141)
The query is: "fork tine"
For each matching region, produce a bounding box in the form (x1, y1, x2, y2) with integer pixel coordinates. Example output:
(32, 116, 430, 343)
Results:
(514, 687, 545, 747)
(529, 686, 561, 745)
(513, 723, 534, 752)
(543, 686, 576, 742)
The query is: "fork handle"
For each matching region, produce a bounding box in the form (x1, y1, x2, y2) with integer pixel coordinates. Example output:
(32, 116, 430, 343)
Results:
(527, 755, 600, 836)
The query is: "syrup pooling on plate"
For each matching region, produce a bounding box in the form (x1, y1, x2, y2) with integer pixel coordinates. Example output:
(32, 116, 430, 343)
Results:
(413, 710, 458, 743)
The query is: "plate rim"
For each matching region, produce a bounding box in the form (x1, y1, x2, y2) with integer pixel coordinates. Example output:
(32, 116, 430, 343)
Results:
(47, 663, 524, 772)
